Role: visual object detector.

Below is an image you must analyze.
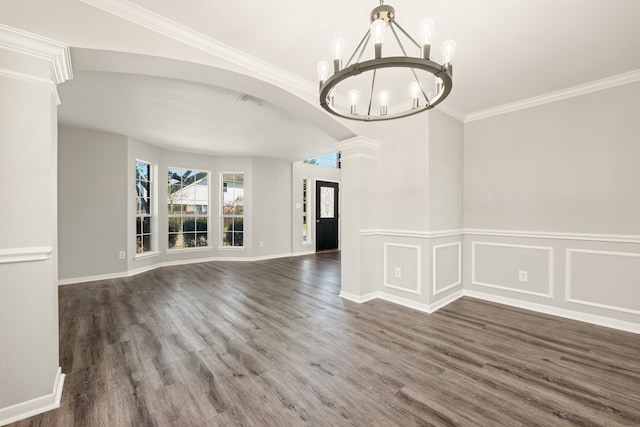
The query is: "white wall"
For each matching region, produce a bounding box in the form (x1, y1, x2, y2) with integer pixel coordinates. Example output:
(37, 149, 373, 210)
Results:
(463, 81, 640, 327)
(58, 125, 128, 280)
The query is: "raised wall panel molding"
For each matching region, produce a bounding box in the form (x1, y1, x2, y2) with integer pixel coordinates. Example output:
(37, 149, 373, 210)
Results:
(465, 69, 640, 123)
(79, 0, 314, 96)
(383, 243, 421, 295)
(565, 248, 640, 316)
(465, 228, 640, 244)
(432, 242, 462, 296)
(471, 241, 555, 299)
(0, 24, 72, 84)
(0, 367, 64, 426)
(0, 247, 52, 264)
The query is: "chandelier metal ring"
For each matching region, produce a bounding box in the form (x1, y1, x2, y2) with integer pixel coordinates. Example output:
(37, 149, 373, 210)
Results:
(319, 57, 453, 121)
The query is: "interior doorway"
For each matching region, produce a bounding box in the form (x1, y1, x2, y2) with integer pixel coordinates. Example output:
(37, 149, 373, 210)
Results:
(315, 180, 339, 251)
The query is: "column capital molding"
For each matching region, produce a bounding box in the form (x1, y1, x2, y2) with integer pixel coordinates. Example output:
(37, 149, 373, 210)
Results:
(0, 24, 73, 85)
(336, 136, 381, 152)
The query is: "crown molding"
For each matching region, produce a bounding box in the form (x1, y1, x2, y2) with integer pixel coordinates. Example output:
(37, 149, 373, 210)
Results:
(465, 69, 640, 123)
(336, 136, 381, 152)
(0, 24, 72, 84)
(79, 0, 316, 97)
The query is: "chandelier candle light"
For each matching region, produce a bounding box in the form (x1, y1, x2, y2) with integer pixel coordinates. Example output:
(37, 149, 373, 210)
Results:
(317, 1, 456, 121)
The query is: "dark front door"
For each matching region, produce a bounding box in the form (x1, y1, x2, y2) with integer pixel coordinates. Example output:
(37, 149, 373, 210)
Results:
(316, 181, 339, 251)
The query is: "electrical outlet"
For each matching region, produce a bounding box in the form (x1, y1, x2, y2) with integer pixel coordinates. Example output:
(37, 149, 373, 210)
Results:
(394, 267, 402, 279)
(259, 241, 264, 248)
(119, 251, 126, 260)
(518, 270, 528, 283)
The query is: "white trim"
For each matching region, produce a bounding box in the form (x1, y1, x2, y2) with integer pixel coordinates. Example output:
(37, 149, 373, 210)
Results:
(165, 247, 212, 255)
(59, 271, 128, 286)
(58, 252, 312, 285)
(432, 242, 462, 296)
(336, 136, 381, 152)
(292, 249, 316, 257)
(471, 241, 554, 299)
(0, 68, 61, 105)
(464, 228, 640, 244)
(0, 367, 65, 426)
(430, 289, 465, 312)
(134, 250, 161, 260)
(0, 24, 73, 84)
(79, 0, 313, 96)
(339, 291, 378, 304)
(377, 292, 430, 313)
(465, 69, 640, 123)
(565, 249, 640, 316)
(383, 243, 421, 295)
(361, 229, 464, 239)
(464, 290, 640, 335)
(217, 246, 246, 251)
(0, 247, 52, 264)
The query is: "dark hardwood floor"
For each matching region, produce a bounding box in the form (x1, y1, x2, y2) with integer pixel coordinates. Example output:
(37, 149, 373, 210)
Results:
(10, 251, 640, 426)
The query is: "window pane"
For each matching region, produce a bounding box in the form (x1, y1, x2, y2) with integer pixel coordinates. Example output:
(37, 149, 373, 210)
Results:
(142, 217, 151, 234)
(183, 233, 196, 248)
(142, 235, 151, 252)
(136, 217, 142, 235)
(196, 233, 208, 247)
(168, 233, 178, 249)
(136, 236, 143, 253)
(233, 232, 243, 247)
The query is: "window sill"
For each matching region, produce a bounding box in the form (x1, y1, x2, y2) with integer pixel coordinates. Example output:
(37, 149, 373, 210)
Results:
(217, 246, 245, 251)
(166, 247, 212, 254)
(134, 251, 160, 261)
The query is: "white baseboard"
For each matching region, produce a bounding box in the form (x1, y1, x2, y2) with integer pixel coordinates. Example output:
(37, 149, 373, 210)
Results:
(58, 271, 128, 285)
(464, 290, 640, 335)
(339, 290, 378, 303)
(0, 367, 65, 426)
(341, 289, 464, 314)
(58, 252, 308, 286)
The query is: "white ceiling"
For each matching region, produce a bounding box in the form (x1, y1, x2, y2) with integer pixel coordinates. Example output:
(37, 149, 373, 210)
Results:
(3, 0, 640, 159)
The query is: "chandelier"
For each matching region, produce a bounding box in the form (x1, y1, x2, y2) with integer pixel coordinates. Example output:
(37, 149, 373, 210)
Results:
(317, 1, 456, 121)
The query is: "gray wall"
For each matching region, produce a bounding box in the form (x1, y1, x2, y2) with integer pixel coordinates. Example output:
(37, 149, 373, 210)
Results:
(463, 82, 640, 325)
(58, 125, 317, 282)
(58, 125, 128, 280)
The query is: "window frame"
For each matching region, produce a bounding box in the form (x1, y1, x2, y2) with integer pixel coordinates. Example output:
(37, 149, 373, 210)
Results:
(220, 172, 245, 249)
(302, 177, 312, 245)
(167, 166, 211, 252)
(134, 159, 158, 259)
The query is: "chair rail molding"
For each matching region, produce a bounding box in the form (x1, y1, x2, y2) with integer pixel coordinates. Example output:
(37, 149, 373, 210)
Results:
(0, 247, 52, 264)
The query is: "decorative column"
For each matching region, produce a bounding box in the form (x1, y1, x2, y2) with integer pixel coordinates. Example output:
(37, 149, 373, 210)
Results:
(0, 25, 72, 424)
(336, 136, 380, 301)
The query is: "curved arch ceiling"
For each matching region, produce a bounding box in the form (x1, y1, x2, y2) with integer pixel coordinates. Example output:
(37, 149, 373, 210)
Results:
(58, 48, 356, 160)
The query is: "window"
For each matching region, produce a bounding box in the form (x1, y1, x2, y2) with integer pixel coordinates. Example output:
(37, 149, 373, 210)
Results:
(167, 168, 209, 249)
(135, 160, 153, 253)
(302, 178, 309, 242)
(221, 172, 244, 247)
(303, 152, 341, 168)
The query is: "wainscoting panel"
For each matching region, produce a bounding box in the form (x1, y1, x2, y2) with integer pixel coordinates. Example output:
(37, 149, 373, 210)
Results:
(471, 242, 554, 298)
(383, 243, 421, 295)
(432, 242, 461, 296)
(566, 249, 640, 315)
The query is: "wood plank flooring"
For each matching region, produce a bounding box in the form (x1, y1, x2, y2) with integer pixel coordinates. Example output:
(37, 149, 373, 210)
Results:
(10, 251, 640, 426)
